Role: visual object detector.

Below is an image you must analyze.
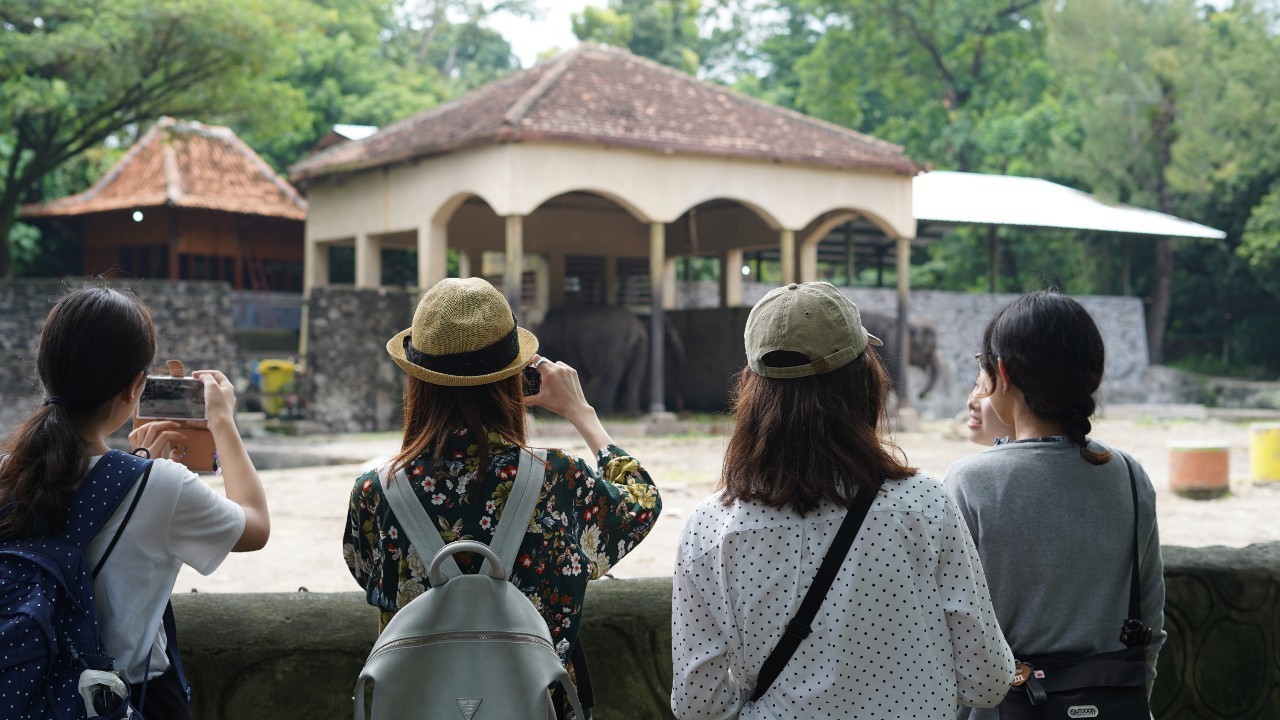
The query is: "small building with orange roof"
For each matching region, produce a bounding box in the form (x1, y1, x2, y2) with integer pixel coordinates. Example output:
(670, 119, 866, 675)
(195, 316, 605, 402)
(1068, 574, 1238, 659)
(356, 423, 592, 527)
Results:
(21, 117, 307, 293)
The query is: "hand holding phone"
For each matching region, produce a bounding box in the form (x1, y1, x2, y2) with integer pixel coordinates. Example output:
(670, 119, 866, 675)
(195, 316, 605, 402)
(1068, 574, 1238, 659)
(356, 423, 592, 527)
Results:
(133, 362, 218, 472)
(137, 377, 206, 421)
(521, 365, 542, 397)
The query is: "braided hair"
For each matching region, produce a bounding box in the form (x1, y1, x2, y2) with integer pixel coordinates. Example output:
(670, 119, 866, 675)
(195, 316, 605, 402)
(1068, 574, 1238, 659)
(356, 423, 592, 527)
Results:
(978, 290, 1111, 465)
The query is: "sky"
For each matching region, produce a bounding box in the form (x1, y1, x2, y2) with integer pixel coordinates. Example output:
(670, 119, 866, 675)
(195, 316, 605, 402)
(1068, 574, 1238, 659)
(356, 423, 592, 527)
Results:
(488, 0, 607, 67)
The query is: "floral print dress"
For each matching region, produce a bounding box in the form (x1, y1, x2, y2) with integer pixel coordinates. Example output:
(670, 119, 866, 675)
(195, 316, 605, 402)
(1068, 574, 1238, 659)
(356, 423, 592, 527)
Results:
(344, 428, 660, 714)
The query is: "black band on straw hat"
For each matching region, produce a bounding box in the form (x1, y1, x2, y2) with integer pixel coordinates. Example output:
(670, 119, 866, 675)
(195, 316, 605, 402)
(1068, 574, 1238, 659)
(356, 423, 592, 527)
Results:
(403, 326, 520, 377)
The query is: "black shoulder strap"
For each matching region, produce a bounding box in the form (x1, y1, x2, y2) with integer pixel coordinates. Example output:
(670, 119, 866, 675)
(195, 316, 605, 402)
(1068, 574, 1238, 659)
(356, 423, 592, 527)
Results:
(1120, 454, 1142, 622)
(750, 484, 878, 703)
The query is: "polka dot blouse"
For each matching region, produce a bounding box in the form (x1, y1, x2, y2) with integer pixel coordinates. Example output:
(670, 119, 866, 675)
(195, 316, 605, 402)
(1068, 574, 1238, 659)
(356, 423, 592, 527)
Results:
(670, 473, 1015, 719)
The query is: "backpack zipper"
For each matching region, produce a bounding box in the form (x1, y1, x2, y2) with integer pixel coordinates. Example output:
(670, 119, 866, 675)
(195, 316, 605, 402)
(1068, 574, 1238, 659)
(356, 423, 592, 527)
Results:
(369, 631, 553, 661)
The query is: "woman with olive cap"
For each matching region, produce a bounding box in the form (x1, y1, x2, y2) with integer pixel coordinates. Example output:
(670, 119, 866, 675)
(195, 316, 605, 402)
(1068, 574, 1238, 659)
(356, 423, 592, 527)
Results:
(670, 282, 1013, 719)
(344, 278, 662, 718)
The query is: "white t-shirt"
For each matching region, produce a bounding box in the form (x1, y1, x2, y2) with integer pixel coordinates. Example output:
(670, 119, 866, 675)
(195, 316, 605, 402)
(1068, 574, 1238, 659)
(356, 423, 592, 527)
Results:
(82, 456, 245, 682)
(671, 473, 1014, 719)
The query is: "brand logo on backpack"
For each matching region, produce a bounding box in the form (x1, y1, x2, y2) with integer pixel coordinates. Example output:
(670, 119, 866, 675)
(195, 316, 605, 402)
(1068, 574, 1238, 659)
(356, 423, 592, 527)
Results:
(1068, 706, 1100, 718)
(456, 698, 482, 719)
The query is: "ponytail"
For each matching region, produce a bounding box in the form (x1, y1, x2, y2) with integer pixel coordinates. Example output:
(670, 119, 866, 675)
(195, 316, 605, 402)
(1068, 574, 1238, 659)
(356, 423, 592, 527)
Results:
(1066, 402, 1110, 466)
(0, 404, 90, 538)
(0, 287, 156, 540)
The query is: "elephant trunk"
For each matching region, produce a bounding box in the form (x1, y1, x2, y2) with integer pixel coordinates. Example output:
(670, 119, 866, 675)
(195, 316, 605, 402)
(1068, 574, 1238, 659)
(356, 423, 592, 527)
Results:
(919, 349, 941, 399)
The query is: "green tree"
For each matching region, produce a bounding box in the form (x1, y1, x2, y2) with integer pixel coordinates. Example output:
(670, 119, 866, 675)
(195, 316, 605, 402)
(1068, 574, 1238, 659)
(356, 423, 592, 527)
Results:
(0, 0, 310, 277)
(572, 0, 703, 73)
(787, 0, 1051, 173)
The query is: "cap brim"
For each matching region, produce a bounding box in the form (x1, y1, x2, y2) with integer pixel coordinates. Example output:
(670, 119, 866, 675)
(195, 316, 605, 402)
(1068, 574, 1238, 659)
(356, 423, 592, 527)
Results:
(865, 331, 883, 347)
(387, 326, 539, 387)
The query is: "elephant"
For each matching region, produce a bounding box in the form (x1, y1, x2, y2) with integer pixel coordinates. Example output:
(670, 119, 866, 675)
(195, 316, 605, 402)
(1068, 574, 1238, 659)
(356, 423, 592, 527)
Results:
(533, 306, 685, 416)
(858, 310, 942, 400)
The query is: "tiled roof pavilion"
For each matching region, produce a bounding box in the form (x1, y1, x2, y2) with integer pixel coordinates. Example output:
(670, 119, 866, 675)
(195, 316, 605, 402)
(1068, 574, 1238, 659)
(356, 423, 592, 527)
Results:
(24, 117, 307, 221)
(291, 45, 916, 181)
(293, 44, 921, 411)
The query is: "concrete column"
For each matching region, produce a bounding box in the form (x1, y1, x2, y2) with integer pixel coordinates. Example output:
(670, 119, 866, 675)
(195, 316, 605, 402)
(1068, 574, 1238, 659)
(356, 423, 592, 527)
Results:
(895, 235, 912, 407)
(504, 215, 524, 315)
(663, 257, 678, 310)
(417, 223, 448, 292)
(719, 248, 743, 307)
(604, 255, 619, 305)
(780, 229, 796, 284)
(304, 239, 330, 294)
(649, 223, 666, 414)
(548, 251, 567, 309)
(354, 233, 381, 289)
(798, 237, 819, 283)
(461, 249, 483, 280)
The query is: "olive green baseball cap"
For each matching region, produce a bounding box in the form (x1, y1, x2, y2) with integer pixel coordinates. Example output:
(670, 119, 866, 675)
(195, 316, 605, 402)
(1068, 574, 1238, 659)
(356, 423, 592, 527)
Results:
(745, 282, 882, 379)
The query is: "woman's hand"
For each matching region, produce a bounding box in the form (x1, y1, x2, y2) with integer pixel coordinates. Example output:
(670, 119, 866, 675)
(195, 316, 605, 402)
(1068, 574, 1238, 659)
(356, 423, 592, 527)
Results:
(128, 421, 189, 462)
(193, 369, 237, 431)
(524, 354, 615, 456)
(524, 354, 593, 423)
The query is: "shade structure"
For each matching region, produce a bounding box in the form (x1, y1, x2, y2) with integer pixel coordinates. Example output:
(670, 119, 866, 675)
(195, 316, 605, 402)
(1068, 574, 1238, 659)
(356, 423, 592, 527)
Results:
(913, 171, 1225, 239)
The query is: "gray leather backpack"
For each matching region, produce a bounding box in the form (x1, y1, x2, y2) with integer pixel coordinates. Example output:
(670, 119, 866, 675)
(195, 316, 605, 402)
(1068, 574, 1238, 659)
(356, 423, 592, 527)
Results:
(353, 448, 586, 720)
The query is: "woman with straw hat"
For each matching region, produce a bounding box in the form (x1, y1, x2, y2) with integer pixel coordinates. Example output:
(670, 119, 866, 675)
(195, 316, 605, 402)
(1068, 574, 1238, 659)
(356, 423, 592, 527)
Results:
(344, 278, 661, 717)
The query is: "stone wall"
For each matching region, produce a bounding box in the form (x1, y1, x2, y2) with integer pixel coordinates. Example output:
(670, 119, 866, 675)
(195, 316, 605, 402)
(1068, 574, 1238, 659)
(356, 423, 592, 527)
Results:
(172, 543, 1279, 719)
(672, 281, 1150, 419)
(0, 279, 236, 428)
(305, 287, 417, 432)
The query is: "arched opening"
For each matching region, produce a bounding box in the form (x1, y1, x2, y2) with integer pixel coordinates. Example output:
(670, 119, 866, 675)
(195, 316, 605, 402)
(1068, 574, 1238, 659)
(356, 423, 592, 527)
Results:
(665, 198, 783, 309)
(797, 209, 913, 289)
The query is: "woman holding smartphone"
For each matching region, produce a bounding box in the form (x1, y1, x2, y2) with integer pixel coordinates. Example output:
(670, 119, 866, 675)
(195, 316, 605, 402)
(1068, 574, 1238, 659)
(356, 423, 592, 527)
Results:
(0, 286, 270, 719)
(344, 277, 661, 718)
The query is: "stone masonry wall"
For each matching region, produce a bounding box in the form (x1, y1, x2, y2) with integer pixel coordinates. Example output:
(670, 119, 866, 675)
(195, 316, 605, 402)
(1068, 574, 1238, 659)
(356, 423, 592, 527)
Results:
(0, 279, 236, 429)
(171, 543, 1279, 719)
(305, 287, 417, 432)
(675, 281, 1150, 419)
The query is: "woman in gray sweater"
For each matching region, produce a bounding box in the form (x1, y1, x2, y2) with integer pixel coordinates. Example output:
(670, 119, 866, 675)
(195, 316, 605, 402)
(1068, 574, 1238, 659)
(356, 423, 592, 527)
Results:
(945, 290, 1166, 719)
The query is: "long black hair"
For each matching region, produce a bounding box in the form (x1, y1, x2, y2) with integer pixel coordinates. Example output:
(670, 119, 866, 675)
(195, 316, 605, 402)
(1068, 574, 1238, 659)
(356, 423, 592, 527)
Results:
(0, 287, 157, 539)
(978, 289, 1111, 465)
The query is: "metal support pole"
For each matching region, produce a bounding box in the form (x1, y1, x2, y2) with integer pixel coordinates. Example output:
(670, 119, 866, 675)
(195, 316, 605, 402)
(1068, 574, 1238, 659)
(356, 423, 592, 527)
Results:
(895, 235, 912, 406)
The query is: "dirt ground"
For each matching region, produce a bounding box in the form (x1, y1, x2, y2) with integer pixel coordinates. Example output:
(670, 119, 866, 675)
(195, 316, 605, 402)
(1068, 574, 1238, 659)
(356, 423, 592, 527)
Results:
(176, 412, 1280, 594)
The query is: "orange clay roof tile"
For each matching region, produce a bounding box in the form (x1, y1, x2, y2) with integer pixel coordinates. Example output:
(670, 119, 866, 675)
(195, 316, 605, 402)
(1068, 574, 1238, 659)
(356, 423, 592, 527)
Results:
(22, 118, 307, 221)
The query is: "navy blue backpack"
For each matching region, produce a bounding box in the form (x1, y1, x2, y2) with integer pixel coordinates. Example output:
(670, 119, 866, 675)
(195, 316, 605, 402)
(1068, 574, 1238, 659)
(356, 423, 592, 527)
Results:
(0, 450, 187, 719)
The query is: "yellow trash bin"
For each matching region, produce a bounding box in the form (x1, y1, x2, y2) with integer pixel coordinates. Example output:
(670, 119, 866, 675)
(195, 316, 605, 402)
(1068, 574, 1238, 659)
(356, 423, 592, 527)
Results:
(258, 359, 297, 418)
(1250, 422, 1280, 484)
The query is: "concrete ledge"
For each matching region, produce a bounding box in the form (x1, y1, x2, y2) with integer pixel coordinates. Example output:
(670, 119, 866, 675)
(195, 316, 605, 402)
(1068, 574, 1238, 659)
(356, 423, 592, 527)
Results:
(173, 546, 1280, 719)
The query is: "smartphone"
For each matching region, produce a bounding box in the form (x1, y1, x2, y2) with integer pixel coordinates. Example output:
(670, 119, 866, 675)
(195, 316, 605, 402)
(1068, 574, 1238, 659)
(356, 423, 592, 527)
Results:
(137, 376, 206, 421)
(521, 366, 542, 396)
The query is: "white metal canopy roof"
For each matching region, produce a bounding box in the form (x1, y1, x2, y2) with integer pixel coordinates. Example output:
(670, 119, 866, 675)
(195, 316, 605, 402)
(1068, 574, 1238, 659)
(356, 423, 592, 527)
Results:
(912, 171, 1226, 239)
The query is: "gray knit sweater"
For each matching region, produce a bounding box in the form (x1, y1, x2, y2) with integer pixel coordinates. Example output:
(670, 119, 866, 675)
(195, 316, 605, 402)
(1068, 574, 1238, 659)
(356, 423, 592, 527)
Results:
(945, 438, 1166, 719)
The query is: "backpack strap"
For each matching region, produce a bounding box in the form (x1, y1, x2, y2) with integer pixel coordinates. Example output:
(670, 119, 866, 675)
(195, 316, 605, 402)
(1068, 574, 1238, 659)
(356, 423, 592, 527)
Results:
(91, 461, 154, 578)
(482, 448, 546, 578)
(382, 464, 460, 583)
(58, 450, 152, 550)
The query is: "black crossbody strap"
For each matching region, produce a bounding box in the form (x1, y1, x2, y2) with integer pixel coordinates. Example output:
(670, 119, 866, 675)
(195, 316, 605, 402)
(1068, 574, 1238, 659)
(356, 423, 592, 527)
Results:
(1121, 455, 1141, 622)
(749, 483, 878, 703)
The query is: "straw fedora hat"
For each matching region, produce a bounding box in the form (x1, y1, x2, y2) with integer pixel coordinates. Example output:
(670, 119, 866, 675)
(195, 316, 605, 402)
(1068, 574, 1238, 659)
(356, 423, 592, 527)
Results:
(386, 278, 539, 387)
